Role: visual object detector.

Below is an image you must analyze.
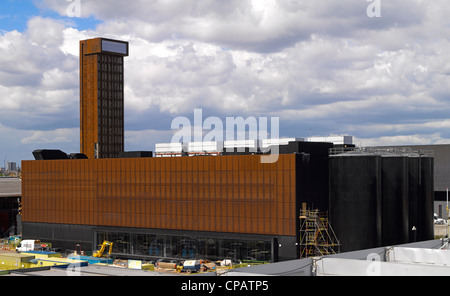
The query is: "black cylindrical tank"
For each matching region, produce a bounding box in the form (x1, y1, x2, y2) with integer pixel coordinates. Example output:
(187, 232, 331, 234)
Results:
(408, 155, 434, 242)
(408, 156, 420, 242)
(419, 155, 434, 241)
(329, 154, 382, 253)
(381, 155, 409, 245)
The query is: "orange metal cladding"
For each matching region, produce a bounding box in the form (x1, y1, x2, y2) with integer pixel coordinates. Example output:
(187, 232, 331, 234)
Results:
(80, 38, 128, 159)
(21, 154, 297, 236)
(80, 39, 99, 160)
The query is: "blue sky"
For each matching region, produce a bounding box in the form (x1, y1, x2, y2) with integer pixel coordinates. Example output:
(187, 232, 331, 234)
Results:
(1, 0, 450, 165)
(0, 0, 100, 32)
(1, 0, 37, 32)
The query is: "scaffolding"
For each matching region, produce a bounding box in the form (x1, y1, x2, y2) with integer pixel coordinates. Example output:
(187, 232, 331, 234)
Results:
(299, 210, 340, 258)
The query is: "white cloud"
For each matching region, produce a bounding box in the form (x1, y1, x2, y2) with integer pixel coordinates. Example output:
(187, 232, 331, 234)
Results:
(42, 0, 435, 52)
(0, 17, 79, 130)
(125, 129, 176, 152)
(26, 17, 65, 47)
(124, 40, 237, 114)
(60, 27, 94, 56)
(21, 128, 79, 145)
(2, 1, 450, 163)
(0, 124, 78, 163)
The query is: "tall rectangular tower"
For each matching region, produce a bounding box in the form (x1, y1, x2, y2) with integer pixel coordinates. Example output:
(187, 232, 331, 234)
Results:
(80, 38, 129, 159)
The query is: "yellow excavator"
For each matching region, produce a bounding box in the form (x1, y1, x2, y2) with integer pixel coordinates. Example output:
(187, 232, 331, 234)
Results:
(93, 241, 113, 258)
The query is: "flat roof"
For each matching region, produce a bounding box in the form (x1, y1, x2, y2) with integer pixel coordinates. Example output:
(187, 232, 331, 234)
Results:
(0, 178, 21, 197)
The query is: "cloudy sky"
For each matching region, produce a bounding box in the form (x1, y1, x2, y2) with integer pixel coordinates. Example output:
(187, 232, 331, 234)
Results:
(1, 0, 450, 165)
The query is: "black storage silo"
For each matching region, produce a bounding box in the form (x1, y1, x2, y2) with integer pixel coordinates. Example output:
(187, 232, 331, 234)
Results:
(408, 155, 420, 242)
(381, 155, 409, 246)
(408, 154, 434, 242)
(329, 153, 382, 253)
(419, 155, 434, 241)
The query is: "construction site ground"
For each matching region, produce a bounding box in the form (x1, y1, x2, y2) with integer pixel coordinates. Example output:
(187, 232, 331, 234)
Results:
(0, 241, 243, 276)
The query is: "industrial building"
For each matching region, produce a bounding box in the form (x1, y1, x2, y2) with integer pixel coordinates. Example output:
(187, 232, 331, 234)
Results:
(20, 144, 435, 261)
(0, 178, 21, 238)
(21, 144, 332, 262)
(19, 37, 435, 263)
(6, 162, 17, 172)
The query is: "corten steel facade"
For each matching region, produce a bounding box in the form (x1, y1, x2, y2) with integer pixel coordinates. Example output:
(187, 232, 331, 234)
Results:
(80, 38, 128, 159)
(22, 155, 296, 235)
(21, 154, 304, 261)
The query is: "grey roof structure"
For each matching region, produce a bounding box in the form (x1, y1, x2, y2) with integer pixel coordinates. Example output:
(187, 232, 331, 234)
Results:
(0, 178, 21, 197)
(214, 238, 450, 276)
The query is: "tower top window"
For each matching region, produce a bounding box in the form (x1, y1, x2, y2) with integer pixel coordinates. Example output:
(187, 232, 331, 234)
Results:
(102, 39, 129, 56)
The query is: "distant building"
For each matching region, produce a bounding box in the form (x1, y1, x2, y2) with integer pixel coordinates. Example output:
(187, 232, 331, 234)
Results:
(6, 162, 16, 171)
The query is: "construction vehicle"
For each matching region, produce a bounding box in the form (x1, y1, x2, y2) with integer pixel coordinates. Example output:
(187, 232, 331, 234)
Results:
(93, 241, 113, 258)
(180, 260, 201, 274)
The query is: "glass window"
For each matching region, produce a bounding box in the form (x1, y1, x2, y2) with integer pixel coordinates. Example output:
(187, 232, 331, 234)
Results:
(148, 235, 163, 256)
(96, 231, 272, 262)
(178, 236, 198, 259)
